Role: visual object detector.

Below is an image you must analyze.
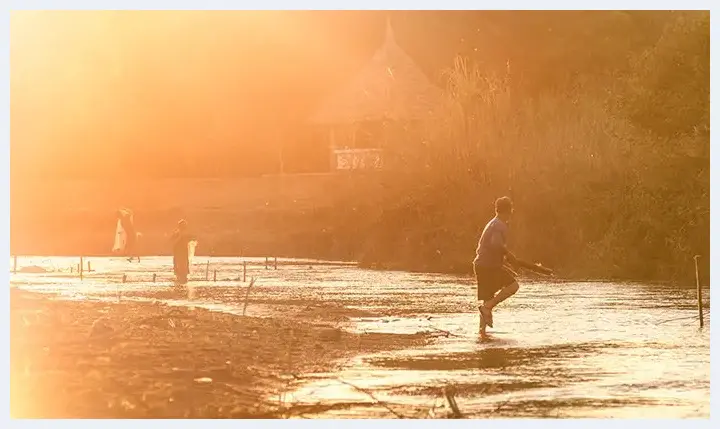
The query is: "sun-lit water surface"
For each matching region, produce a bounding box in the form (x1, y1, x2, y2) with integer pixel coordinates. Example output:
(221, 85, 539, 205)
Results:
(10, 256, 710, 418)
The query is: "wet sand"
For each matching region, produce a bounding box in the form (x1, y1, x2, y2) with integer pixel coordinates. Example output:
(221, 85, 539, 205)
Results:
(10, 288, 430, 418)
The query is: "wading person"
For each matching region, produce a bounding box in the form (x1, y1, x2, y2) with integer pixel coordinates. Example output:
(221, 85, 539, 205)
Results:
(115, 208, 140, 262)
(171, 219, 195, 285)
(473, 196, 520, 339)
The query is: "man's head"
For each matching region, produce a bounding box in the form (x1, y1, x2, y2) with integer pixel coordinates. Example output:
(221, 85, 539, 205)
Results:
(495, 196, 513, 220)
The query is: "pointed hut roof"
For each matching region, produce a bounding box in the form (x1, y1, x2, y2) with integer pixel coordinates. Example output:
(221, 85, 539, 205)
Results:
(311, 20, 444, 125)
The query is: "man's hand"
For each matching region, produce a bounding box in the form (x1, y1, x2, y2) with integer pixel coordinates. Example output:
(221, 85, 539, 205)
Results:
(516, 259, 554, 276)
(535, 263, 554, 276)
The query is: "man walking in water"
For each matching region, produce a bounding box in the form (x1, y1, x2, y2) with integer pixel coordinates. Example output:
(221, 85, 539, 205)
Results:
(473, 196, 519, 339)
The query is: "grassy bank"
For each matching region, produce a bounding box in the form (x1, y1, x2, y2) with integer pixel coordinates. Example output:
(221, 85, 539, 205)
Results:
(8, 171, 708, 285)
(359, 13, 709, 285)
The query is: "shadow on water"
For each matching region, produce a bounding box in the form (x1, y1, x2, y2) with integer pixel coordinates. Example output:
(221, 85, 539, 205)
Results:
(368, 342, 612, 371)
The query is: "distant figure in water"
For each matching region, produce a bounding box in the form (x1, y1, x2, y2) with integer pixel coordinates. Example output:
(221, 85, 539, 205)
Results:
(171, 219, 195, 285)
(116, 208, 140, 262)
(473, 196, 519, 340)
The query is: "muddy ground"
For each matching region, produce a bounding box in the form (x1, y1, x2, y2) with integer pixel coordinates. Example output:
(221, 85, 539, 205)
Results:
(10, 288, 432, 418)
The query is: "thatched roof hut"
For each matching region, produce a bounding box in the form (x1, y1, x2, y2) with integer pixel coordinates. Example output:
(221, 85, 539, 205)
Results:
(312, 20, 444, 125)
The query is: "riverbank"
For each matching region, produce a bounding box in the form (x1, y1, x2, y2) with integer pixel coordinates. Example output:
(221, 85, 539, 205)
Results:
(10, 288, 430, 418)
(10, 175, 708, 285)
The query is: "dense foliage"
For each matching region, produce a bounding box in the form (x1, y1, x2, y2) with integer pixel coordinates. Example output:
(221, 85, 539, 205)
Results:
(358, 11, 709, 282)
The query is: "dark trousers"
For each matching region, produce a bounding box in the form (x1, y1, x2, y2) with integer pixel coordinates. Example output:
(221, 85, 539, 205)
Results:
(174, 255, 189, 284)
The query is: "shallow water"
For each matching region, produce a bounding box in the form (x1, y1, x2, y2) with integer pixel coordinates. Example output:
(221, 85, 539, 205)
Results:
(10, 256, 710, 418)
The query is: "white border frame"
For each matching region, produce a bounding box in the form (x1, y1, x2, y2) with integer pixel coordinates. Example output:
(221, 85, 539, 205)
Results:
(2, 2, 715, 428)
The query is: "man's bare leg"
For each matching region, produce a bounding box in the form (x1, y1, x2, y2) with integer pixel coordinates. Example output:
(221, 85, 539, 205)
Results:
(479, 282, 520, 329)
(484, 281, 519, 310)
(479, 310, 489, 339)
(478, 304, 488, 339)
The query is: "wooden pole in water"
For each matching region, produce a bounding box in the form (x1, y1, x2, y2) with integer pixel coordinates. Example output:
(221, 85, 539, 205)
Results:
(153, 273, 157, 283)
(243, 261, 247, 282)
(265, 256, 268, 269)
(274, 256, 277, 270)
(213, 269, 217, 282)
(205, 260, 210, 281)
(694, 255, 703, 328)
(13, 256, 17, 273)
(80, 257, 84, 281)
(87, 260, 91, 272)
(242, 277, 256, 316)
(122, 274, 127, 283)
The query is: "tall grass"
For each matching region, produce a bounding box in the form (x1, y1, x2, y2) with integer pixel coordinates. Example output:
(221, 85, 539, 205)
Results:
(364, 53, 708, 283)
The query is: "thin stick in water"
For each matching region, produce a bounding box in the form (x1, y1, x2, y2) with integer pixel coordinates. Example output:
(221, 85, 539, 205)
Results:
(444, 386, 464, 419)
(336, 378, 406, 419)
(242, 277, 256, 316)
(694, 255, 703, 328)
